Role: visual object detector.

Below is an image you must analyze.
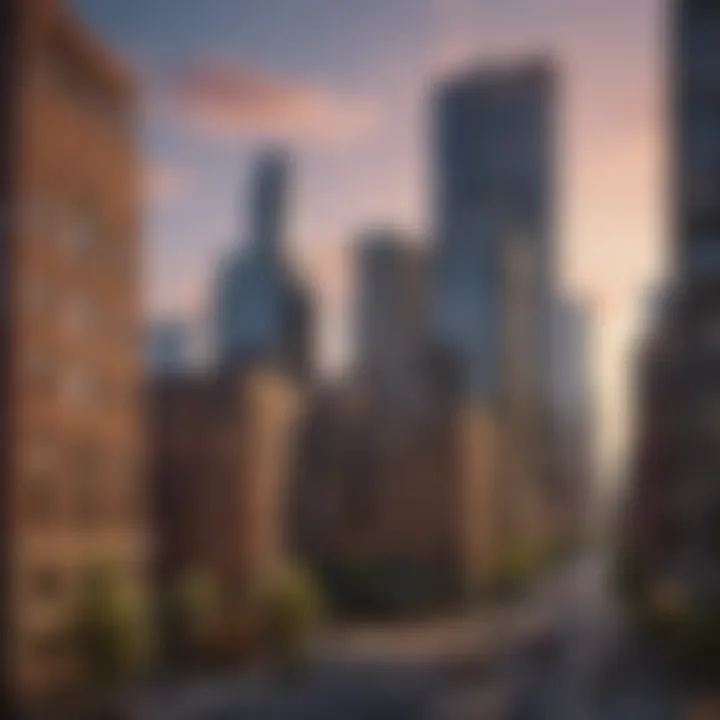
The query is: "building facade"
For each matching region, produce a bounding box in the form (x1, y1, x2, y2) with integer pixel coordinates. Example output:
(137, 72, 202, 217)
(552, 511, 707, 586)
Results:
(624, 0, 720, 656)
(355, 229, 428, 409)
(675, 0, 720, 279)
(432, 60, 557, 565)
(0, 0, 146, 705)
(548, 295, 594, 543)
(433, 60, 556, 404)
(153, 367, 302, 600)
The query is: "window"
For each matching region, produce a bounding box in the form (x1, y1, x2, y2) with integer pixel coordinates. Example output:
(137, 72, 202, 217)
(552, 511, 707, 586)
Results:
(25, 477, 57, 526)
(64, 296, 97, 336)
(23, 282, 54, 315)
(42, 38, 133, 135)
(61, 208, 98, 257)
(31, 567, 63, 603)
(23, 195, 57, 238)
(25, 438, 55, 475)
(25, 353, 56, 397)
(63, 367, 98, 406)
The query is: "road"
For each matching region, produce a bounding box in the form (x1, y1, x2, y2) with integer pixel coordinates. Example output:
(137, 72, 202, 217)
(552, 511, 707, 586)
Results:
(507, 553, 682, 719)
(137, 554, 690, 719)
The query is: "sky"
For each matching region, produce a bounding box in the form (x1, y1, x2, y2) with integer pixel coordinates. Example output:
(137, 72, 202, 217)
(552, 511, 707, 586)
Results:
(71, 0, 667, 478)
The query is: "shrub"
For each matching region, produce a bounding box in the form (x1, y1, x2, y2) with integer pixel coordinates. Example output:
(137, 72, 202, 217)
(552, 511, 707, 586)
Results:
(490, 543, 552, 600)
(321, 558, 458, 619)
(252, 564, 324, 672)
(163, 569, 224, 666)
(73, 565, 153, 691)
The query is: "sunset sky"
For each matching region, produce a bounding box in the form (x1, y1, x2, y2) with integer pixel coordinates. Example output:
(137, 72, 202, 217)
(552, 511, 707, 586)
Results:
(71, 0, 667, 478)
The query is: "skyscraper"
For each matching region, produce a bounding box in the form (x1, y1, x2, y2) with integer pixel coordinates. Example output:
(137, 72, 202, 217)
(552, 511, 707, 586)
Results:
(433, 60, 556, 405)
(549, 295, 594, 538)
(675, 0, 720, 280)
(355, 228, 427, 407)
(216, 150, 312, 379)
(432, 60, 557, 557)
(623, 0, 720, 657)
(0, 0, 146, 706)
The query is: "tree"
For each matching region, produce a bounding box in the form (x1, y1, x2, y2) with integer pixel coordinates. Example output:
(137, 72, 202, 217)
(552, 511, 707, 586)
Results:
(163, 569, 223, 666)
(253, 564, 324, 673)
(73, 565, 152, 696)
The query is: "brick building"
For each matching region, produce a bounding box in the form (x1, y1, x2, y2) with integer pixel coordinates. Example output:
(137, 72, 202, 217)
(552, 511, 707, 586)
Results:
(153, 367, 302, 600)
(0, 0, 146, 706)
(291, 351, 485, 610)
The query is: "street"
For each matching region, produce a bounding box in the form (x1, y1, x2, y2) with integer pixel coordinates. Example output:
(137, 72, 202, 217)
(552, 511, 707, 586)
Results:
(138, 554, 689, 719)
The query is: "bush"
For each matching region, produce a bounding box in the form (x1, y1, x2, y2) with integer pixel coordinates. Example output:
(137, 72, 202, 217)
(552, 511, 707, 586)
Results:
(163, 569, 224, 666)
(321, 558, 458, 619)
(252, 565, 324, 672)
(73, 565, 153, 691)
(490, 543, 553, 600)
(612, 545, 649, 610)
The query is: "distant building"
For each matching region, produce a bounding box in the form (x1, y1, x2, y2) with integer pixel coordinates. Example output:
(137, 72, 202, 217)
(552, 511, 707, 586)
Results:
(355, 229, 428, 409)
(548, 295, 594, 541)
(291, 373, 464, 612)
(216, 150, 313, 380)
(433, 59, 556, 404)
(432, 59, 558, 563)
(0, 0, 147, 706)
(148, 320, 189, 376)
(550, 296, 593, 437)
(152, 149, 311, 632)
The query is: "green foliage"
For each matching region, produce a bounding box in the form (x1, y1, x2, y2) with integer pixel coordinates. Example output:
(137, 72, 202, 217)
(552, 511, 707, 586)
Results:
(73, 565, 152, 689)
(649, 607, 720, 678)
(321, 557, 458, 619)
(612, 545, 649, 609)
(612, 549, 720, 678)
(163, 569, 224, 664)
(490, 542, 553, 600)
(252, 564, 324, 670)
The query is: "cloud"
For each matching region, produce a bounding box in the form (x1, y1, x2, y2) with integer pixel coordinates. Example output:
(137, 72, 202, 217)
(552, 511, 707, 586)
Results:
(144, 163, 191, 204)
(165, 61, 378, 146)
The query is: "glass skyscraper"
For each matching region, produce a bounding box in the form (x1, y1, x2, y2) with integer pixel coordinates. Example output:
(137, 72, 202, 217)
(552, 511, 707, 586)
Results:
(433, 60, 556, 405)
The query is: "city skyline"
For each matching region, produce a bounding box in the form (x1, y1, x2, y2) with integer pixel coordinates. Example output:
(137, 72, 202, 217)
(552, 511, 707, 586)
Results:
(70, 0, 665, 473)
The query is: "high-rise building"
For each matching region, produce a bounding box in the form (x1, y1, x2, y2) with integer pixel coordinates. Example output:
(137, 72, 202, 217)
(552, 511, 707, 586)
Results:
(675, 0, 720, 280)
(0, 0, 146, 705)
(152, 150, 310, 652)
(432, 60, 557, 562)
(433, 60, 556, 404)
(623, 0, 720, 655)
(548, 295, 594, 539)
(355, 229, 427, 407)
(216, 150, 312, 380)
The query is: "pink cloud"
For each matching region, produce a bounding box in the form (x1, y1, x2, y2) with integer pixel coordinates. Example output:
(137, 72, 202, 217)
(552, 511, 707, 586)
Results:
(167, 62, 377, 146)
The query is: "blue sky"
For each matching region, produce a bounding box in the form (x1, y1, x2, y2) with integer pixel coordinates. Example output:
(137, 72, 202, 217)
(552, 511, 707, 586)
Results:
(71, 0, 665, 471)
